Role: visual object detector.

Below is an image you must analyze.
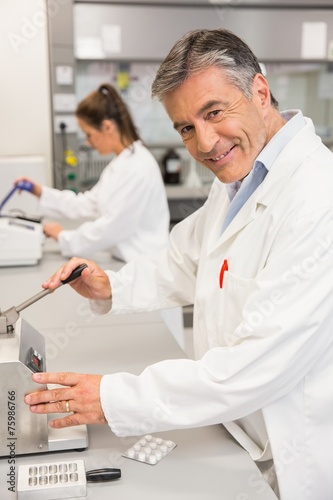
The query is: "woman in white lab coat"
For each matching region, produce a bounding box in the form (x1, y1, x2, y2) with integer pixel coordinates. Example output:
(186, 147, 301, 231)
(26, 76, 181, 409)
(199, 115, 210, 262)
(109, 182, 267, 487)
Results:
(17, 83, 170, 262)
(25, 30, 333, 499)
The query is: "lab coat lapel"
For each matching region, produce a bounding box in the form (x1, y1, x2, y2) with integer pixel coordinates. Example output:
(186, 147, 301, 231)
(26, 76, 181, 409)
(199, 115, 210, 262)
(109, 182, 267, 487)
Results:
(205, 181, 262, 255)
(219, 194, 258, 245)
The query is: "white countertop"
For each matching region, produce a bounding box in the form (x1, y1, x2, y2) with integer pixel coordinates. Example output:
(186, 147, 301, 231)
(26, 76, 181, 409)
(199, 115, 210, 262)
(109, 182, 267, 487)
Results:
(165, 183, 211, 200)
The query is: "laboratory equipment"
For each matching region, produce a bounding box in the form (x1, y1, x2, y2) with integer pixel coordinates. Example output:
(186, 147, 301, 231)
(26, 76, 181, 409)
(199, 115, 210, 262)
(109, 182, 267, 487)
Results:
(0, 180, 33, 211)
(0, 264, 89, 457)
(161, 149, 181, 184)
(17, 459, 121, 499)
(184, 158, 203, 188)
(0, 216, 44, 266)
(0, 180, 44, 266)
(60, 121, 78, 191)
(17, 459, 87, 499)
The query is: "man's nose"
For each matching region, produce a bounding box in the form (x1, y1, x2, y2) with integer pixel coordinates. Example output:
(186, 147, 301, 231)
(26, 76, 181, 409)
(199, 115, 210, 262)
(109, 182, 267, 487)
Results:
(196, 125, 219, 154)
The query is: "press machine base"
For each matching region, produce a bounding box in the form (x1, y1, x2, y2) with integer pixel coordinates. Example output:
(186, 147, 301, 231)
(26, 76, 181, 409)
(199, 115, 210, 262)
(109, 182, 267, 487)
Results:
(0, 317, 88, 457)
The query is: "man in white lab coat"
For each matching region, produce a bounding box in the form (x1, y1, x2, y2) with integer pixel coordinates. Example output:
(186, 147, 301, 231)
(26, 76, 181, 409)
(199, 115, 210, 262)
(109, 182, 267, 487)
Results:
(25, 29, 333, 499)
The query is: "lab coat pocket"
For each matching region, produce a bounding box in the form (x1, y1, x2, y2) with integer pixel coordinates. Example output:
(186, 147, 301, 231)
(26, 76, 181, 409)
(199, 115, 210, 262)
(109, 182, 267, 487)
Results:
(218, 271, 254, 347)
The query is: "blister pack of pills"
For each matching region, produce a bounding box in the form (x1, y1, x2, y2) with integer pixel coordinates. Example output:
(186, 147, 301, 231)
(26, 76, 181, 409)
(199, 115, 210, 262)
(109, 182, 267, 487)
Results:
(17, 459, 87, 499)
(122, 434, 176, 465)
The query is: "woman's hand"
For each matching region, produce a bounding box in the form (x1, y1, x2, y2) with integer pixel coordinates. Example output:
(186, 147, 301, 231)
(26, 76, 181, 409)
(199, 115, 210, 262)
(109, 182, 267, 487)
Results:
(14, 177, 42, 197)
(42, 257, 112, 301)
(43, 222, 63, 241)
(24, 372, 107, 428)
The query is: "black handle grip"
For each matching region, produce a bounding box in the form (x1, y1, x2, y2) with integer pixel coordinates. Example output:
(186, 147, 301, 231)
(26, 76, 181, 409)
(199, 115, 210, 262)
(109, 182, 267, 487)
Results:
(86, 468, 121, 482)
(61, 263, 88, 285)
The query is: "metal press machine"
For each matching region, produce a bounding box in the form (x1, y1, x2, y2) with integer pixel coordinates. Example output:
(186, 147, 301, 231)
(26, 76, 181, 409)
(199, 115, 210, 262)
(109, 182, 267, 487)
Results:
(0, 265, 88, 457)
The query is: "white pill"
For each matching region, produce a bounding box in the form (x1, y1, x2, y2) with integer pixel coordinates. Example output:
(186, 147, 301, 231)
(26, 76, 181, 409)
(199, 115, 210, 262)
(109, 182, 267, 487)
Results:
(166, 440, 174, 448)
(149, 454, 157, 465)
(134, 443, 141, 451)
(144, 446, 151, 455)
(150, 441, 157, 449)
(138, 451, 146, 461)
(139, 438, 147, 446)
(127, 448, 135, 458)
(160, 444, 167, 453)
(155, 438, 162, 445)
(145, 435, 152, 442)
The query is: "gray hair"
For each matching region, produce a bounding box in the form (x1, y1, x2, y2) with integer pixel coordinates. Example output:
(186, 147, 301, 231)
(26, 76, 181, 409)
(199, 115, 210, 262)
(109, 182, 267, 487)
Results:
(152, 29, 278, 107)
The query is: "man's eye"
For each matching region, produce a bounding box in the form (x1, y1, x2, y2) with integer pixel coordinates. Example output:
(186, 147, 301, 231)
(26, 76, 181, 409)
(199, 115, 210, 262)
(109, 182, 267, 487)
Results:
(180, 125, 193, 136)
(208, 110, 221, 118)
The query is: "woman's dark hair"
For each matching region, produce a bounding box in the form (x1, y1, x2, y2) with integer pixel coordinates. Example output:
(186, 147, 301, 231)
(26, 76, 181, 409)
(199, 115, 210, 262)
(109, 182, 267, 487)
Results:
(76, 83, 140, 145)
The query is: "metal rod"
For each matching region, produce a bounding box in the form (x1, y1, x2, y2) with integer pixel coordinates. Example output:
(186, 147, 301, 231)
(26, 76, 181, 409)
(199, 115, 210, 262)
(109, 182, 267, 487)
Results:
(3, 263, 87, 325)
(14, 264, 87, 313)
(15, 287, 59, 313)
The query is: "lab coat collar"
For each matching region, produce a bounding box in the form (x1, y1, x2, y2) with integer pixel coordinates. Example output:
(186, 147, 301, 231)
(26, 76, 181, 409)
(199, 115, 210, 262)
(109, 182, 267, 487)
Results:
(208, 117, 322, 253)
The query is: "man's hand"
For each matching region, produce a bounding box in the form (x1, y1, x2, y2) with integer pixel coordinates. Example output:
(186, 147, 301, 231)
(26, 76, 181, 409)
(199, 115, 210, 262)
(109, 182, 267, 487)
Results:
(42, 257, 112, 301)
(24, 372, 107, 428)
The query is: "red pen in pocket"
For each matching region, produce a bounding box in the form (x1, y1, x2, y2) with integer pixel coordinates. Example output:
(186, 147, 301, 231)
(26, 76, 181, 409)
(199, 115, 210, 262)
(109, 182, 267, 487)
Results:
(219, 259, 228, 288)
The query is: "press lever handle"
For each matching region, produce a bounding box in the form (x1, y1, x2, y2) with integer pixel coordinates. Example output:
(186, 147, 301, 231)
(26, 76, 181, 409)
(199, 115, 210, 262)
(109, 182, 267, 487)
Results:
(86, 468, 121, 482)
(60, 263, 88, 285)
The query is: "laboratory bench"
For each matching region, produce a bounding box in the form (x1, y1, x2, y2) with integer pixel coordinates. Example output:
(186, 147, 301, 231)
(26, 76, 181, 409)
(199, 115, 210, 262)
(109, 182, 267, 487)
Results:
(0, 241, 278, 500)
(165, 184, 211, 225)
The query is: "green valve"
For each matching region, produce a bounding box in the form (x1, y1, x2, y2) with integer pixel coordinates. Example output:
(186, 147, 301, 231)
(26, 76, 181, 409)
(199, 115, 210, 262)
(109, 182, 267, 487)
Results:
(67, 172, 77, 181)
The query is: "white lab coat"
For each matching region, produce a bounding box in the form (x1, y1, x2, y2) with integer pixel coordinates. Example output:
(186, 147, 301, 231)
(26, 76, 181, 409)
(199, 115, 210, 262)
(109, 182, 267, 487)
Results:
(97, 117, 333, 500)
(39, 141, 170, 261)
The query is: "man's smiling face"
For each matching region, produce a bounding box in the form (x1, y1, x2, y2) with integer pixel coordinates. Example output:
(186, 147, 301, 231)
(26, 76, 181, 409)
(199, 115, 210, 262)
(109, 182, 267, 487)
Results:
(163, 66, 271, 184)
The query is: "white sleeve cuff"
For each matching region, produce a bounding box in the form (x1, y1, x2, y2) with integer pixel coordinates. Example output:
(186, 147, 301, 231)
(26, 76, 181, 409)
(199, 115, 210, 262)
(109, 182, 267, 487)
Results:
(88, 298, 112, 315)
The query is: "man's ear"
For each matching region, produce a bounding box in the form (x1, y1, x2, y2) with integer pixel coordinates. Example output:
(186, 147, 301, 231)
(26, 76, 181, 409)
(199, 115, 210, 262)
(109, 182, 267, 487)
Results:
(253, 73, 271, 110)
